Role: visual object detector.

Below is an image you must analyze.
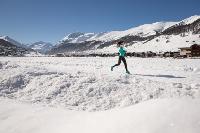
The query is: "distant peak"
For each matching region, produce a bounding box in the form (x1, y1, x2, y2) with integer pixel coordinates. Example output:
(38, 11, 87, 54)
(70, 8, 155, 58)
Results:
(67, 32, 85, 38)
(0, 35, 9, 40)
(179, 15, 200, 25)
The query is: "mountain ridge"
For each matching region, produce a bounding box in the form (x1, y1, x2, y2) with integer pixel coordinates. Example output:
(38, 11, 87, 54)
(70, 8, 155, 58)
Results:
(49, 15, 200, 54)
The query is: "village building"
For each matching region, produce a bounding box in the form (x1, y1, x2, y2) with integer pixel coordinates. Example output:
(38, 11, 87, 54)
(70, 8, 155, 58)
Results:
(179, 47, 191, 57)
(179, 44, 200, 57)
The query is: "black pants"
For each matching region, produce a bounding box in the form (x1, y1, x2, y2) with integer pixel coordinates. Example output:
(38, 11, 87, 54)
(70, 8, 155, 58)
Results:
(113, 56, 128, 71)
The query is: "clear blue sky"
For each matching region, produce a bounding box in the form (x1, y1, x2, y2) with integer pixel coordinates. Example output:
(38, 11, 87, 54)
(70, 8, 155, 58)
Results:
(0, 0, 199, 44)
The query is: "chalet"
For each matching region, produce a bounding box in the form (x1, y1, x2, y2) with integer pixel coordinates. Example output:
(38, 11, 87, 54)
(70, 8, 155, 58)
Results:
(179, 44, 200, 57)
(191, 44, 200, 57)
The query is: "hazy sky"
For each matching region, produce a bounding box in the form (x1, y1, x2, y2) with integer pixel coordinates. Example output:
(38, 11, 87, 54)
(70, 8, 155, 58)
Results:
(0, 0, 199, 44)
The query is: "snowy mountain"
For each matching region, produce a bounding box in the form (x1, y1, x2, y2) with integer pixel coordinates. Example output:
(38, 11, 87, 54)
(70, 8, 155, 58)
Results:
(0, 35, 28, 48)
(178, 15, 200, 25)
(89, 22, 177, 42)
(60, 22, 176, 43)
(0, 39, 29, 56)
(49, 15, 200, 54)
(29, 41, 53, 54)
(0, 37, 42, 56)
(60, 16, 200, 43)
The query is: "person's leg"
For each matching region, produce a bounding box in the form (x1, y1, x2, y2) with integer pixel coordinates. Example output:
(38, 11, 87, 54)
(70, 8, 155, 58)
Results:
(114, 56, 122, 66)
(111, 56, 122, 71)
(121, 57, 130, 73)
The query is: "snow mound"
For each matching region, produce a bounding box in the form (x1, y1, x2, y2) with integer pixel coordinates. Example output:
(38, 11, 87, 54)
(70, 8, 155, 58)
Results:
(0, 98, 200, 133)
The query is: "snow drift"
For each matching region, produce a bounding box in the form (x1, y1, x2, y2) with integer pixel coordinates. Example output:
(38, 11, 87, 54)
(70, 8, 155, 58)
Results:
(0, 98, 200, 133)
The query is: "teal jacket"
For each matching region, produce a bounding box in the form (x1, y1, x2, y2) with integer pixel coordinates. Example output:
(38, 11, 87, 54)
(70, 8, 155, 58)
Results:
(119, 47, 126, 57)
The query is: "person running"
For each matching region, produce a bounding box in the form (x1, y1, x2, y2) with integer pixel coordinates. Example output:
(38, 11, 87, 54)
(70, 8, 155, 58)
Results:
(111, 41, 130, 74)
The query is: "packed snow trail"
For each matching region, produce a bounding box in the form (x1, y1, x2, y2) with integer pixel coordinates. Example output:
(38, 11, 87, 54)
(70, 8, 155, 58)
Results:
(0, 57, 200, 111)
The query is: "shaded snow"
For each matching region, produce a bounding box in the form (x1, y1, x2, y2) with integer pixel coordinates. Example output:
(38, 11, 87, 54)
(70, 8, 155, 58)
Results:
(0, 98, 200, 133)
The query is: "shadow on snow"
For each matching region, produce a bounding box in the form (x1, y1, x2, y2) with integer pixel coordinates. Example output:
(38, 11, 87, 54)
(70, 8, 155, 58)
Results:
(135, 74, 186, 79)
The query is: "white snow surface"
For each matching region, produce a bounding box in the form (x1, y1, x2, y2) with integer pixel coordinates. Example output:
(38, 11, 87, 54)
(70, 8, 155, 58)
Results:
(0, 57, 200, 111)
(0, 98, 200, 133)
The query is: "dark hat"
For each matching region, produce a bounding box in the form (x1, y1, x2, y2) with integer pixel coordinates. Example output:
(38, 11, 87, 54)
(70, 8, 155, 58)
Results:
(118, 41, 124, 44)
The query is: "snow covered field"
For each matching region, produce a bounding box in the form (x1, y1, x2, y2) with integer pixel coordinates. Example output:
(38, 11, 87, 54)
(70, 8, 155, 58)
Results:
(0, 57, 200, 133)
(0, 57, 200, 111)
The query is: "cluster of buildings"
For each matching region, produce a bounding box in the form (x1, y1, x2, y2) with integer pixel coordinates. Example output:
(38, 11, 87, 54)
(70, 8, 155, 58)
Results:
(54, 44, 200, 58)
(119, 44, 200, 58)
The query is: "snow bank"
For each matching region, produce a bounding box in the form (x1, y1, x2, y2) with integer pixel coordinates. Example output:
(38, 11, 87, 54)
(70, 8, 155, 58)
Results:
(0, 98, 200, 133)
